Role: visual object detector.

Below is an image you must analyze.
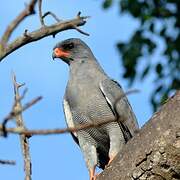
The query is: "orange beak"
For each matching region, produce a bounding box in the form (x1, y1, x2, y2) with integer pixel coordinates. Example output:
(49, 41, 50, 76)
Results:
(52, 48, 70, 59)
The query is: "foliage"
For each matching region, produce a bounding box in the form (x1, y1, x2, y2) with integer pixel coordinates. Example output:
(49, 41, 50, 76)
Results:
(102, 0, 180, 111)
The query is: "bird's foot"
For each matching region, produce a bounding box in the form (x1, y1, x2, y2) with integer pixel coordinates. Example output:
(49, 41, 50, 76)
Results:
(89, 168, 99, 180)
(106, 154, 116, 168)
(90, 174, 99, 180)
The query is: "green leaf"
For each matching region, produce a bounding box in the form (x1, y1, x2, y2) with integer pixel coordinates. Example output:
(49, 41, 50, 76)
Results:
(155, 85, 163, 94)
(171, 78, 180, 89)
(160, 27, 166, 36)
(141, 64, 150, 80)
(102, 0, 113, 9)
(155, 63, 163, 75)
(102, 0, 180, 111)
(149, 22, 154, 32)
(160, 91, 169, 105)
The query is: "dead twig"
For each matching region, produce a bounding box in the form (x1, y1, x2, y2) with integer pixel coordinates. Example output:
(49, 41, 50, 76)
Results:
(11, 73, 32, 180)
(42, 11, 61, 22)
(0, 159, 16, 165)
(0, 118, 119, 136)
(39, 0, 61, 24)
(2, 95, 42, 136)
(72, 25, 90, 36)
(38, 0, 44, 26)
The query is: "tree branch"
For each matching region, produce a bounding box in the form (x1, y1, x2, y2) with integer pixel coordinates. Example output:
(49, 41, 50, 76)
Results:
(38, 0, 44, 26)
(11, 73, 32, 180)
(0, 1, 89, 62)
(2, 94, 42, 136)
(1, 89, 138, 136)
(97, 91, 180, 180)
(42, 11, 61, 22)
(0, 159, 16, 165)
(0, 118, 119, 136)
(0, 0, 37, 46)
(0, 15, 89, 61)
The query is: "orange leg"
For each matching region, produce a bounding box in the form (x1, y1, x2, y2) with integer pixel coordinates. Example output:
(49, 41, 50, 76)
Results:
(89, 167, 95, 180)
(89, 167, 99, 180)
(106, 154, 116, 167)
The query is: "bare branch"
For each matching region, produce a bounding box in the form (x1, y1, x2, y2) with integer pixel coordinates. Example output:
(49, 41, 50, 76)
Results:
(42, 11, 61, 22)
(0, 15, 89, 61)
(38, 0, 44, 26)
(11, 73, 32, 180)
(72, 25, 90, 36)
(0, 159, 16, 165)
(0, 89, 139, 136)
(2, 93, 42, 136)
(22, 96, 43, 113)
(0, 0, 37, 45)
(0, 118, 119, 136)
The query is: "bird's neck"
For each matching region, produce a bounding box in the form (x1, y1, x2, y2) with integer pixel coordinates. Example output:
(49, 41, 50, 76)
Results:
(68, 58, 107, 82)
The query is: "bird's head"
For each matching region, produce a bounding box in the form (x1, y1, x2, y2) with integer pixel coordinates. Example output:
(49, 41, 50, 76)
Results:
(52, 38, 93, 65)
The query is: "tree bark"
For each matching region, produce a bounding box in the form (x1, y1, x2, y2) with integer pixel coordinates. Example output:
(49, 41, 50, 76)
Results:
(98, 91, 180, 180)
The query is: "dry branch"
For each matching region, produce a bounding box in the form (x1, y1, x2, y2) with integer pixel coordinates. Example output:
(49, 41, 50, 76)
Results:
(0, 0, 37, 45)
(0, 118, 119, 136)
(0, 0, 89, 61)
(0, 159, 16, 165)
(1, 89, 138, 136)
(38, 0, 44, 26)
(0, 15, 89, 61)
(2, 94, 42, 136)
(42, 11, 61, 22)
(11, 73, 32, 180)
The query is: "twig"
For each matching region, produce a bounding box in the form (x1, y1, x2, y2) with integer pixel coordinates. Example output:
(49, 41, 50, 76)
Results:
(2, 95, 42, 135)
(0, 118, 119, 136)
(72, 25, 90, 36)
(0, 15, 89, 61)
(42, 11, 61, 22)
(0, 89, 139, 136)
(114, 89, 139, 108)
(38, 0, 44, 26)
(12, 73, 32, 180)
(21, 96, 43, 113)
(0, 0, 37, 45)
(0, 159, 16, 165)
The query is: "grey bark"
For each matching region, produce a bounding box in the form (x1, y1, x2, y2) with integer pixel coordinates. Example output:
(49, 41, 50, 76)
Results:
(97, 91, 180, 180)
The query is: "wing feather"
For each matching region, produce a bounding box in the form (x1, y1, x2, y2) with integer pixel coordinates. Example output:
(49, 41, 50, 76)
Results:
(63, 98, 79, 144)
(99, 79, 139, 139)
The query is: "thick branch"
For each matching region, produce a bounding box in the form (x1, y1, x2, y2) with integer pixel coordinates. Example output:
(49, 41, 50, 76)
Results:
(0, 15, 89, 61)
(97, 91, 180, 180)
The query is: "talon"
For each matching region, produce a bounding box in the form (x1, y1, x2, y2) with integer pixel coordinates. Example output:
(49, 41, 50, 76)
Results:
(106, 154, 116, 167)
(89, 167, 99, 180)
(89, 167, 95, 180)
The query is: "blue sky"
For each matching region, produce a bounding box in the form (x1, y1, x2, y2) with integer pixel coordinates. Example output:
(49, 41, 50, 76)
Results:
(0, 1, 153, 180)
